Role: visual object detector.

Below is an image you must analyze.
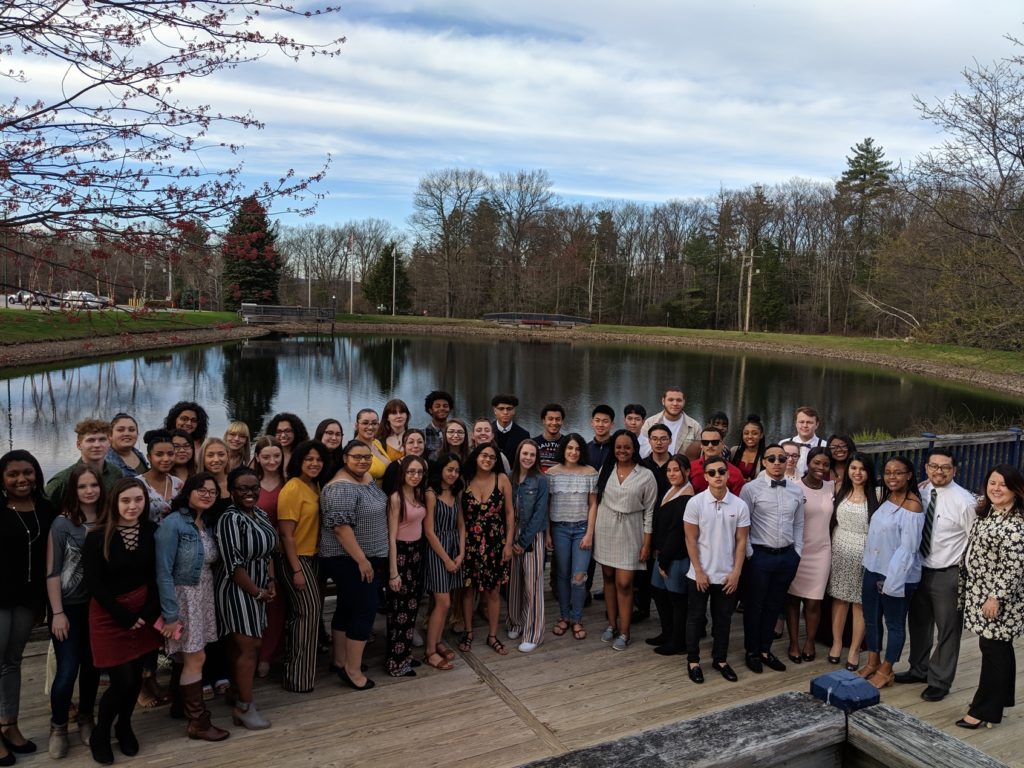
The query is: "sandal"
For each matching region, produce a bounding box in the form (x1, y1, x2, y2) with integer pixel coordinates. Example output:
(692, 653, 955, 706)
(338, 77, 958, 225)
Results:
(458, 632, 474, 652)
(486, 635, 508, 656)
(572, 623, 587, 640)
(436, 643, 457, 661)
(424, 652, 454, 671)
(552, 618, 570, 636)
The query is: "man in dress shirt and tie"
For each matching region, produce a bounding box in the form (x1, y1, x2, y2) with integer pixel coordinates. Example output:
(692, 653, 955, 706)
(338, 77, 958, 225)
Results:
(895, 448, 977, 701)
(740, 443, 804, 673)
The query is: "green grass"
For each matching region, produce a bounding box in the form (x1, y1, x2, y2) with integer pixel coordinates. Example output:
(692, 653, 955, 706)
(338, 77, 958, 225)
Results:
(0, 307, 241, 344)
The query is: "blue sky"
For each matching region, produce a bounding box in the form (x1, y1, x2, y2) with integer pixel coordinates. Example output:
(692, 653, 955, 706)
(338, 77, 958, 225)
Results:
(14, 1, 1024, 231)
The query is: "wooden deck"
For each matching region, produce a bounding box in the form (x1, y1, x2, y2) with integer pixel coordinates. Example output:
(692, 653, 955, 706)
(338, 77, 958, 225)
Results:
(14, 585, 1024, 768)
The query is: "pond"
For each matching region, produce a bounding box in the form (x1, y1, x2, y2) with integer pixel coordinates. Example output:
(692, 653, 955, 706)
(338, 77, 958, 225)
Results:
(3, 333, 1023, 477)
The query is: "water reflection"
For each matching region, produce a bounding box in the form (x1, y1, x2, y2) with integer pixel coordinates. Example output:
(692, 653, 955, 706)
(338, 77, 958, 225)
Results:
(1, 334, 1021, 478)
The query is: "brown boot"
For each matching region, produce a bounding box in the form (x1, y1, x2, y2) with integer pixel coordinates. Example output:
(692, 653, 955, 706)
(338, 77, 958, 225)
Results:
(868, 660, 895, 689)
(181, 682, 230, 742)
(168, 662, 185, 720)
(857, 651, 880, 679)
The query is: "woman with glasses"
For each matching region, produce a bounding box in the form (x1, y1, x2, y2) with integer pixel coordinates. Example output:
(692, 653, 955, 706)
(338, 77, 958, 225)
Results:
(354, 409, 391, 485)
(277, 441, 326, 693)
(859, 456, 924, 688)
(434, 418, 470, 465)
(827, 453, 878, 670)
(313, 419, 345, 479)
(826, 435, 857, 486)
(264, 414, 309, 472)
(138, 430, 184, 522)
(459, 443, 515, 656)
(155, 473, 230, 742)
(320, 441, 389, 691)
(215, 467, 278, 729)
(385, 455, 429, 675)
(594, 430, 659, 651)
(163, 402, 209, 460)
(780, 441, 801, 483)
(170, 430, 196, 483)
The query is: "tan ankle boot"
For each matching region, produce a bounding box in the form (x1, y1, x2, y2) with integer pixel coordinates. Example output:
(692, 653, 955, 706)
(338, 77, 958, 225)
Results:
(857, 651, 880, 678)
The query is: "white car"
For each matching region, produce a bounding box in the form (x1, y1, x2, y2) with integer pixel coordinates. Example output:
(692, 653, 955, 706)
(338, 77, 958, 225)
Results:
(61, 291, 108, 309)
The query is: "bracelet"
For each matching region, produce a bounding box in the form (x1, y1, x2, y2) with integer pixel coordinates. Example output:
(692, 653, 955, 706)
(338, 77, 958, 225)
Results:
(389, 574, 400, 579)
(52, 611, 64, 616)
(293, 569, 302, 575)
(254, 589, 264, 600)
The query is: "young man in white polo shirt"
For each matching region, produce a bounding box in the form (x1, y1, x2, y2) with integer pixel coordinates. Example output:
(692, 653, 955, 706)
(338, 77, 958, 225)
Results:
(683, 456, 749, 684)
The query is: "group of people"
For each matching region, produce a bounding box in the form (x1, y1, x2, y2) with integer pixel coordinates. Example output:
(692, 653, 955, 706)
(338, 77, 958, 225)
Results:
(0, 388, 1020, 766)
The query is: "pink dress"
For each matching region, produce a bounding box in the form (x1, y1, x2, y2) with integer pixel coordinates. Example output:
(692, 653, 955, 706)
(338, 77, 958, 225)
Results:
(788, 480, 834, 600)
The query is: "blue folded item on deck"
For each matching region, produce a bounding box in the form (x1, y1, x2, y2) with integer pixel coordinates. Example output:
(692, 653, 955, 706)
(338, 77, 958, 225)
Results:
(810, 669, 880, 712)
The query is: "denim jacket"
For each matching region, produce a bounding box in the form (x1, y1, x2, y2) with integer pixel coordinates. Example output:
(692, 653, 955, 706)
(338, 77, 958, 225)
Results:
(513, 474, 549, 550)
(155, 508, 213, 623)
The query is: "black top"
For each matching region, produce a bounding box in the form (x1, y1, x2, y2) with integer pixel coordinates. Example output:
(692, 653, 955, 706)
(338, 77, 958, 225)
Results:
(653, 493, 691, 572)
(587, 439, 612, 470)
(492, 422, 530, 464)
(0, 500, 55, 609)
(641, 456, 671, 499)
(83, 519, 160, 629)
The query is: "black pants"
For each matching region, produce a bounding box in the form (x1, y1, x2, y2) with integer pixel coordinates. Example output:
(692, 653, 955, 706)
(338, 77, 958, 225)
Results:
(633, 558, 654, 614)
(686, 580, 737, 664)
(651, 587, 687, 648)
(97, 657, 144, 739)
(969, 636, 1016, 724)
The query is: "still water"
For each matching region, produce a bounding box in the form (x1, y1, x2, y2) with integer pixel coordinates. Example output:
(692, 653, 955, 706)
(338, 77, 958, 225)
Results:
(2, 333, 1022, 477)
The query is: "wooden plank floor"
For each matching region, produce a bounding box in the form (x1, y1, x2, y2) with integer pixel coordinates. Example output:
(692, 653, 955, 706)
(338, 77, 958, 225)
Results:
(13, 581, 1023, 768)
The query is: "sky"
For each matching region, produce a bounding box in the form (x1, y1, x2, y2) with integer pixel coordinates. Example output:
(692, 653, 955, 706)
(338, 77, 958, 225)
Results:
(13, 1, 1024, 230)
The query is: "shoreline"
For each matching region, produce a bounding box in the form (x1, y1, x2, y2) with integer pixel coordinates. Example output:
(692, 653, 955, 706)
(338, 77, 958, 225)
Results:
(1, 320, 1022, 400)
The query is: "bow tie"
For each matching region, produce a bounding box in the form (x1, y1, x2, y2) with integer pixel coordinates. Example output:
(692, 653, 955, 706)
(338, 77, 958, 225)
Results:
(771, 479, 786, 488)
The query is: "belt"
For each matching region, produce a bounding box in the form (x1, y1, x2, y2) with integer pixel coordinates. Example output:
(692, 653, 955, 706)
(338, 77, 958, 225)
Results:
(752, 543, 794, 555)
(922, 564, 959, 572)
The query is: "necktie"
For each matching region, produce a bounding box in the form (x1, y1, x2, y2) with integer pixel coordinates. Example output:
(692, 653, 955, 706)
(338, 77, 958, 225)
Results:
(920, 488, 937, 558)
(771, 479, 786, 488)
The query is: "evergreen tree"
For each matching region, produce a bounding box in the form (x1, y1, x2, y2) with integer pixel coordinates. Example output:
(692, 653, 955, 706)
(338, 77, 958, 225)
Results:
(221, 195, 281, 309)
(362, 241, 414, 313)
(835, 137, 894, 248)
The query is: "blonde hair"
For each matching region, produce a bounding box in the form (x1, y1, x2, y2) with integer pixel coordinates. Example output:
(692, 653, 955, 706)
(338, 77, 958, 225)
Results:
(198, 437, 230, 476)
(224, 421, 252, 467)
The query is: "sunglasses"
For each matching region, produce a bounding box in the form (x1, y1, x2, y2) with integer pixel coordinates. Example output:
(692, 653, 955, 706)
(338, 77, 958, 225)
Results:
(705, 468, 729, 478)
(763, 455, 786, 463)
(700, 439, 721, 446)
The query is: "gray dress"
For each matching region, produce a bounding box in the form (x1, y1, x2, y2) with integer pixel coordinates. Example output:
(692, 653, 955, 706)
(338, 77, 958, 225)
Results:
(594, 465, 658, 571)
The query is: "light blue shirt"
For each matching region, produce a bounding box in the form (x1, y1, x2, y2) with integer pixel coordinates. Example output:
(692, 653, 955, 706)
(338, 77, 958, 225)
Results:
(863, 499, 925, 597)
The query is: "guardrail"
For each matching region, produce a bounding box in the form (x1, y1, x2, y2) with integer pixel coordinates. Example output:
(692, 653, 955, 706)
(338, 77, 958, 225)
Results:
(238, 303, 334, 324)
(859, 428, 1023, 493)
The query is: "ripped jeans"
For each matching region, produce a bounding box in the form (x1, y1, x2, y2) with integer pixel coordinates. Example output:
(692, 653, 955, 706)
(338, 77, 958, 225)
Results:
(552, 521, 593, 624)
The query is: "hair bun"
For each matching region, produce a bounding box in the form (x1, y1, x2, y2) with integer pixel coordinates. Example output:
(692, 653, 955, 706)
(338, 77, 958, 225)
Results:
(143, 429, 173, 446)
(745, 414, 762, 424)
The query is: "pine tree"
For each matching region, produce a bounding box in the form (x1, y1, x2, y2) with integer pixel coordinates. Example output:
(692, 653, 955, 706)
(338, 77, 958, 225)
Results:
(221, 195, 281, 310)
(362, 241, 414, 313)
(835, 137, 894, 247)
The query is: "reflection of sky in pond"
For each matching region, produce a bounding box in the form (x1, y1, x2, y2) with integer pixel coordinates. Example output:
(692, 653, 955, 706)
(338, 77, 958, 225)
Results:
(2, 334, 1022, 478)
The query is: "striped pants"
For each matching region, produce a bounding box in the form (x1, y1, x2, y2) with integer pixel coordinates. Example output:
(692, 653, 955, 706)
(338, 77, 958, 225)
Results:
(280, 555, 321, 692)
(506, 531, 545, 646)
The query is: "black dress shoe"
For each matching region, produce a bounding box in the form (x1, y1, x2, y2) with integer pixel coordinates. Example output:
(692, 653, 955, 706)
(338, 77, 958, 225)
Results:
(955, 717, 987, 730)
(827, 655, 841, 664)
(0, 733, 36, 755)
(745, 652, 763, 674)
(894, 671, 926, 684)
(801, 652, 816, 662)
(921, 686, 948, 702)
(688, 665, 704, 684)
(713, 662, 739, 682)
(787, 653, 803, 664)
(762, 652, 787, 672)
(654, 644, 684, 656)
(645, 634, 667, 646)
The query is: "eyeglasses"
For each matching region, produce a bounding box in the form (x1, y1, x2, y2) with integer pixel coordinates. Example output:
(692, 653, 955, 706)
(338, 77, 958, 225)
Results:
(784, 453, 799, 460)
(828, 444, 848, 451)
(883, 470, 909, 478)
(275, 428, 294, 436)
(172, 443, 191, 452)
(763, 455, 786, 463)
(479, 453, 497, 461)
(358, 420, 379, 427)
(322, 430, 343, 438)
(700, 439, 721, 446)
(193, 488, 218, 498)
(234, 485, 260, 496)
(926, 463, 954, 472)
(705, 468, 729, 478)
(177, 415, 198, 424)
(446, 429, 465, 436)
(406, 469, 424, 476)
(348, 454, 373, 462)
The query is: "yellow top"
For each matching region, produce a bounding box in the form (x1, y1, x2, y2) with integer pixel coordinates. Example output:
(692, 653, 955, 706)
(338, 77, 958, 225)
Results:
(277, 478, 320, 556)
(369, 440, 392, 486)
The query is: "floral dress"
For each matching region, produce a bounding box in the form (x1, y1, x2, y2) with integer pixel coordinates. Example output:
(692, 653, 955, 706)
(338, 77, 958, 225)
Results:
(166, 528, 220, 655)
(463, 476, 509, 591)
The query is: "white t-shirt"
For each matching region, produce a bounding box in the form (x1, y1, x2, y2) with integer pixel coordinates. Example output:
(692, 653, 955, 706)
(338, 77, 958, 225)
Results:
(684, 489, 750, 584)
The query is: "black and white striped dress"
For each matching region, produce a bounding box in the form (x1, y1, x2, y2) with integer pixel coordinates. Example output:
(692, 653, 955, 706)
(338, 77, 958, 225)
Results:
(215, 504, 278, 638)
(425, 495, 462, 593)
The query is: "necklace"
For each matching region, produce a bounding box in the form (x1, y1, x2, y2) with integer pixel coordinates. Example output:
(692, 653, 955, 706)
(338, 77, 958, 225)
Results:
(8, 504, 41, 581)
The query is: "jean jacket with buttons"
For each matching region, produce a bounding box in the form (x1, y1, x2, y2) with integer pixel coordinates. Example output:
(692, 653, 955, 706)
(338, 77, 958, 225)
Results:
(513, 473, 549, 551)
(155, 508, 216, 623)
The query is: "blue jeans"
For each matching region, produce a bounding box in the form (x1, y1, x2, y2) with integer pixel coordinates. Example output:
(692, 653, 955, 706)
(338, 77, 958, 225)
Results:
(552, 521, 592, 623)
(862, 570, 919, 663)
(742, 546, 800, 654)
(50, 602, 99, 725)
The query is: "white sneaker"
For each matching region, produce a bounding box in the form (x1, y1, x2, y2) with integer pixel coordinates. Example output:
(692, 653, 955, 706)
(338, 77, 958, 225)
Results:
(518, 642, 538, 653)
(507, 629, 521, 640)
(412, 628, 425, 648)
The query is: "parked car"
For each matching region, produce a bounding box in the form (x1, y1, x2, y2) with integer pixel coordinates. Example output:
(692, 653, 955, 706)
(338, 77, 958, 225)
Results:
(61, 290, 108, 309)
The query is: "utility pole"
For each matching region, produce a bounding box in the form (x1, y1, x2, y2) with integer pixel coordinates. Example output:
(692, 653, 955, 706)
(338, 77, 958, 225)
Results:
(744, 248, 754, 333)
(391, 245, 397, 316)
(349, 262, 354, 315)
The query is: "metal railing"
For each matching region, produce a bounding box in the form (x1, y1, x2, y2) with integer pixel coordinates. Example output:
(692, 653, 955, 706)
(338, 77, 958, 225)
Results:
(859, 428, 1023, 493)
(238, 303, 334, 324)
(483, 312, 592, 327)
